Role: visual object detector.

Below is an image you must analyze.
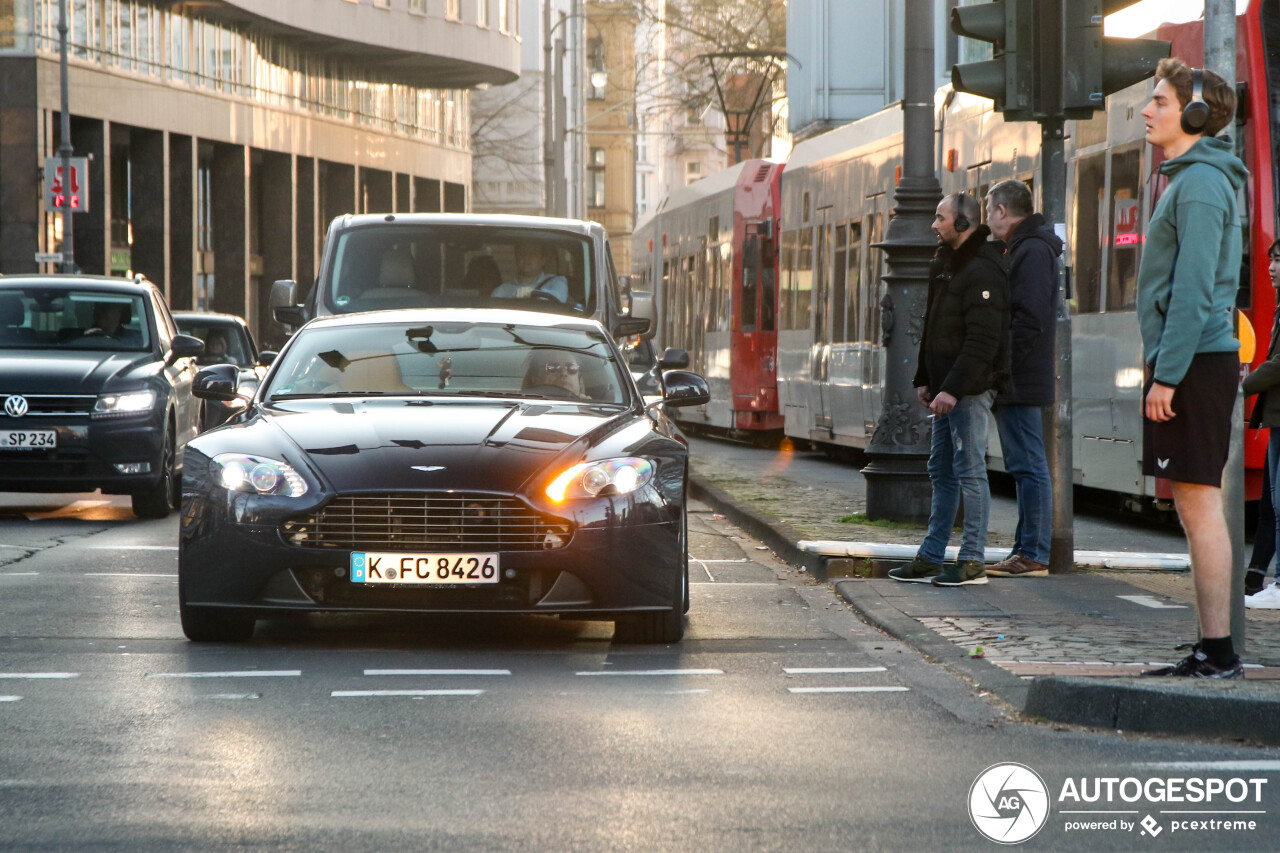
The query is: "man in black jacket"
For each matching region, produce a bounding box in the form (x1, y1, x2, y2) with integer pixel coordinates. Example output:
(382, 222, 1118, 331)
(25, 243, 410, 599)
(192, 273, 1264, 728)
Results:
(984, 179, 1062, 578)
(890, 192, 1010, 587)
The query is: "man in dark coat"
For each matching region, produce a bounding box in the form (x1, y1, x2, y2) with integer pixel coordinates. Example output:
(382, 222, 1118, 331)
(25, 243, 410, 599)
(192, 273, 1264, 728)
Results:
(984, 179, 1062, 578)
(890, 192, 1010, 587)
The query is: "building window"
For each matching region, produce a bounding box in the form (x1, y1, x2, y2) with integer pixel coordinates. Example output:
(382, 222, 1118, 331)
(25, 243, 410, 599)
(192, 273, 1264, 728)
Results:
(588, 36, 606, 100)
(589, 148, 606, 208)
(409, 0, 428, 14)
(446, 0, 460, 19)
(686, 161, 701, 185)
(477, 0, 489, 27)
(373, 0, 392, 9)
(636, 114, 649, 163)
(638, 174, 650, 216)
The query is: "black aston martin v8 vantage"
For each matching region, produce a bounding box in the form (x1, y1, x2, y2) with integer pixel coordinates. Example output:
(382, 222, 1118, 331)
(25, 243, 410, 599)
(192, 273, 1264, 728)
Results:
(179, 309, 709, 644)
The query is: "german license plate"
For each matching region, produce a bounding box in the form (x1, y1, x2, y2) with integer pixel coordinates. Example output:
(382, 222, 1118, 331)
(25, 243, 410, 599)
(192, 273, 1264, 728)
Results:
(0, 430, 56, 450)
(350, 551, 499, 585)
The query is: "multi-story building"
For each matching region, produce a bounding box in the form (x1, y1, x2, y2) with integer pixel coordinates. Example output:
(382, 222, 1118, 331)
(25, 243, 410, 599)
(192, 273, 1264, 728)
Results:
(0, 0, 519, 345)
(584, 0, 635, 272)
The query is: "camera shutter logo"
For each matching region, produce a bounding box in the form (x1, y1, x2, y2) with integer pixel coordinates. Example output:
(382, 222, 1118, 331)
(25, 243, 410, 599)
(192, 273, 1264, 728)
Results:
(969, 762, 1050, 844)
(4, 396, 29, 418)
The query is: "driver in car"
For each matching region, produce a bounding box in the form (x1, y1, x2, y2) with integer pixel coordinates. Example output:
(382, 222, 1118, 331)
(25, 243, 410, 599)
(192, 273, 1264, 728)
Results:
(83, 302, 139, 344)
(492, 241, 570, 304)
(521, 348, 584, 398)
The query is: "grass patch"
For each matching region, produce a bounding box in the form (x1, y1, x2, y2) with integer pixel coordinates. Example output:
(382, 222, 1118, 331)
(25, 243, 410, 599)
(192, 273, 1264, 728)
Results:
(838, 512, 928, 531)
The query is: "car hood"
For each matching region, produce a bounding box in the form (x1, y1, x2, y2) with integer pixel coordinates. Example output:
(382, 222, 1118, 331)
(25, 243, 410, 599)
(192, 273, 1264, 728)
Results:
(260, 398, 632, 493)
(0, 349, 159, 394)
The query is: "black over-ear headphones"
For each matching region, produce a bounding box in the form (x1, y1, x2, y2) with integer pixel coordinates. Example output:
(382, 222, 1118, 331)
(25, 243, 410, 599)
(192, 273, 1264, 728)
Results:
(953, 193, 971, 232)
(1181, 67, 1210, 135)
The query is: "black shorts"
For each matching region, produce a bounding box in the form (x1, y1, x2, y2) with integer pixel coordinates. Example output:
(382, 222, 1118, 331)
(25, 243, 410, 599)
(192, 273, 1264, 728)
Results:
(1142, 352, 1238, 487)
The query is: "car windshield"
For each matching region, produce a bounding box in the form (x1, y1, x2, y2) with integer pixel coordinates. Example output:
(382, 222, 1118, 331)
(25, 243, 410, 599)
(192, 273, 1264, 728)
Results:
(0, 288, 150, 351)
(266, 321, 630, 405)
(321, 225, 595, 318)
(176, 320, 253, 367)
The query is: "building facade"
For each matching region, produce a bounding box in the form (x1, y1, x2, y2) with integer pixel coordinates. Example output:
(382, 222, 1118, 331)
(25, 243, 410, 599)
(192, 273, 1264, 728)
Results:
(0, 0, 519, 345)
(584, 0, 635, 272)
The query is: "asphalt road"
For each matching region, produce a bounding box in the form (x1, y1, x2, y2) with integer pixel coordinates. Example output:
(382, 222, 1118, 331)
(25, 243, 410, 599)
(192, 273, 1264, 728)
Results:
(0, 492, 1276, 852)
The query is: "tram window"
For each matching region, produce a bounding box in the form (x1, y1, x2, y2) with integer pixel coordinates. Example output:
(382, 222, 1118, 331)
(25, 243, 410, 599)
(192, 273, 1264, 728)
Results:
(661, 259, 672, 342)
(847, 221, 863, 342)
(742, 235, 759, 330)
(796, 228, 814, 330)
(780, 230, 796, 330)
(864, 214, 884, 342)
(1074, 152, 1106, 314)
(1106, 147, 1144, 312)
(721, 243, 734, 329)
(832, 225, 848, 343)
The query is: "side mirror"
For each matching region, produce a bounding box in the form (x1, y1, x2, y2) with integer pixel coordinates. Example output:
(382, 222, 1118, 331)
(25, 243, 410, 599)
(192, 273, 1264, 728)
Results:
(658, 347, 690, 370)
(629, 290, 656, 339)
(270, 280, 305, 329)
(167, 333, 204, 366)
(612, 317, 651, 339)
(193, 364, 241, 402)
(257, 350, 278, 367)
(659, 370, 710, 407)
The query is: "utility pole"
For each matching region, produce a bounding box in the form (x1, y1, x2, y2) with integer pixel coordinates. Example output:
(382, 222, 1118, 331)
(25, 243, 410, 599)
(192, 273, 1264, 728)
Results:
(1204, 0, 1244, 651)
(57, 0, 75, 274)
(861, 0, 938, 522)
(544, 0, 555, 217)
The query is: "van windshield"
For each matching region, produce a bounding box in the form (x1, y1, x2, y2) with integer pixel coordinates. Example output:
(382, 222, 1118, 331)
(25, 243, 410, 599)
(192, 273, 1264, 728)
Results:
(321, 225, 595, 318)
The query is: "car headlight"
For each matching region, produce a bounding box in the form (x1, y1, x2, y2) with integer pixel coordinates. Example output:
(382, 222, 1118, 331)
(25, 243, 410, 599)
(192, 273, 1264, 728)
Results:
(212, 453, 308, 497)
(93, 389, 156, 416)
(545, 457, 654, 502)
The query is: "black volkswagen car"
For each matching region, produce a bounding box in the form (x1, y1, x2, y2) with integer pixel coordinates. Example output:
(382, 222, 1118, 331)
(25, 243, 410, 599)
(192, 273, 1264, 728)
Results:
(0, 276, 204, 518)
(172, 311, 276, 430)
(180, 309, 709, 643)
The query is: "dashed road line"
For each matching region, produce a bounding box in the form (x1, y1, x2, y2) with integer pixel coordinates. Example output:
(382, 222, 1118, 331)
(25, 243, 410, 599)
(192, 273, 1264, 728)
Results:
(783, 667, 887, 674)
(575, 669, 724, 677)
(1116, 594, 1188, 609)
(146, 670, 301, 679)
(364, 669, 510, 676)
(85, 573, 178, 578)
(198, 693, 262, 701)
(0, 696, 21, 702)
(85, 545, 178, 550)
(0, 673, 78, 679)
(332, 689, 483, 698)
(788, 686, 911, 694)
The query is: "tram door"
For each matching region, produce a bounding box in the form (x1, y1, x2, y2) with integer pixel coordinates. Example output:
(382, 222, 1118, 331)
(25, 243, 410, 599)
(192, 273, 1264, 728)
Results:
(810, 212, 835, 440)
(737, 230, 763, 422)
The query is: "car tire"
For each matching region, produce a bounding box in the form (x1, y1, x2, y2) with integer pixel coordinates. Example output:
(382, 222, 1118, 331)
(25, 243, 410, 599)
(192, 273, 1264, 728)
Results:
(680, 506, 691, 614)
(180, 603, 255, 642)
(616, 504, 687, 643)
(132, 425, 177, 519)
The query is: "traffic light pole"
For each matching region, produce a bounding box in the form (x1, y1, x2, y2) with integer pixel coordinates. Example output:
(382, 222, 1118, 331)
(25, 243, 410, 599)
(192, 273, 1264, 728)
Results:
(1204, 0, 1245, 652)
(57, 0, 75, 274)
(1040, 118, 1074, 573)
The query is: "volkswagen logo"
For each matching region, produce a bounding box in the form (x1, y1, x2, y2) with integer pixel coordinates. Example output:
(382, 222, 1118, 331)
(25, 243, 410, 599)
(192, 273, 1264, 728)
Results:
(3, 395, 29, 418)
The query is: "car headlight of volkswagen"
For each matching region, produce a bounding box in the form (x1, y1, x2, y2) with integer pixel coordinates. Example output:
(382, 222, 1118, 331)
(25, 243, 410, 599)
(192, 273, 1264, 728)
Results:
(212, 453, 308, 497)
(92, 389, 156, 417)
(545, 457, 655, 502)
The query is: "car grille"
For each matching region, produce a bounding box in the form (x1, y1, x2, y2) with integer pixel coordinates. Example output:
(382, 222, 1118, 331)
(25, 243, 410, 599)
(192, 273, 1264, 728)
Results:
(0, 395, 96, 417)
(281, 493, 572, 551)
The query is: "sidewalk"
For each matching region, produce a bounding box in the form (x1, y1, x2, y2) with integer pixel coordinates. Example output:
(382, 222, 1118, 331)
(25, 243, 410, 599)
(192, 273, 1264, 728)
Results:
(685, 437, 1280, 746)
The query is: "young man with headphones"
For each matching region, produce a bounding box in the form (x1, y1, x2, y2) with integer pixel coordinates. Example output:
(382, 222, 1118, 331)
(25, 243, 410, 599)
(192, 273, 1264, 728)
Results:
(1138, 58, 1246, 678)
(889, 192, 1011, 587)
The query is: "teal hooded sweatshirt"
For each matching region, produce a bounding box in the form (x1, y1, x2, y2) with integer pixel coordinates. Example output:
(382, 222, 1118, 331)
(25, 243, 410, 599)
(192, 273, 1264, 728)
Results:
(1136, 135, 1246, 387)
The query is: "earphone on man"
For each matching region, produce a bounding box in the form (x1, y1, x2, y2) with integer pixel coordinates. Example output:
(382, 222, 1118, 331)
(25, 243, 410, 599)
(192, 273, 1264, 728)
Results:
(1181, 67, 1210, 135)
(953, 193, 971, 232)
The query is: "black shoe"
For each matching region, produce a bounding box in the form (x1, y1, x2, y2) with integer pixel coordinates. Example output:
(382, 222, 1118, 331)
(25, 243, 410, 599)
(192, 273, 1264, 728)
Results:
(1142, 644, 1244, 679)
(889, 555, 943, 583)
(1246, 570, 1267, 596)
(931, 560, 989, 586)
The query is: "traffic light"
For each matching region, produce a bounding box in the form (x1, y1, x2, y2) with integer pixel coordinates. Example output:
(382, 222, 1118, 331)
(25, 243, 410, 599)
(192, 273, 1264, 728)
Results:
(950, 0, 1035, 119)
(1061, 0, 1171, 117)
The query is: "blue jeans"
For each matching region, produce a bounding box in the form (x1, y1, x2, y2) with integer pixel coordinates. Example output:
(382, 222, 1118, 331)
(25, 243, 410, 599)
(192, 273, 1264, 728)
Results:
(993, 404, 1053, 565)
(920, 390, 995, 563)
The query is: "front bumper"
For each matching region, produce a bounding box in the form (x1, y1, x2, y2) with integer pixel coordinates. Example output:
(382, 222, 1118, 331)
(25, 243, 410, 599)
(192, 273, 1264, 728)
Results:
(179, 491, 683, 619)
(0, 414, 166, 494)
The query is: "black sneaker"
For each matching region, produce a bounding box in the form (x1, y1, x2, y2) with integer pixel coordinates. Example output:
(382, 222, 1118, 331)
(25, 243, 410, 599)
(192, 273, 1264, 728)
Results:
(1142, 644, 1245, 679)
(889, 555, 943, 584)
(1246, 570, 1267, 596)
(931, 560, 989, 586)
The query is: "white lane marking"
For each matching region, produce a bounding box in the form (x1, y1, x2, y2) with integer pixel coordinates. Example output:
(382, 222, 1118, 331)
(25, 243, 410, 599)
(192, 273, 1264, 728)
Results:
(690, 559, 749, 563)
(1141, 761, 1280, 772)
(364, 669, 511, 676)
(146, 670, 301, 679)
(576, 669, 724, 677)
(199, 693, 261, 701)
(0, 573, 38, 577)
(332, 689, 483, 698)
(1117, 594, 1188, 609)
(0, 696, 21, 702)
(783, 667, 887, 674)
(0, 673, 78, 679)
(0, 544, 29, 549)
(85, 545, 178, 550)
(84, 573, 178, 578)
(788, 686, 911, 694)
(689, 582, 778, 586)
